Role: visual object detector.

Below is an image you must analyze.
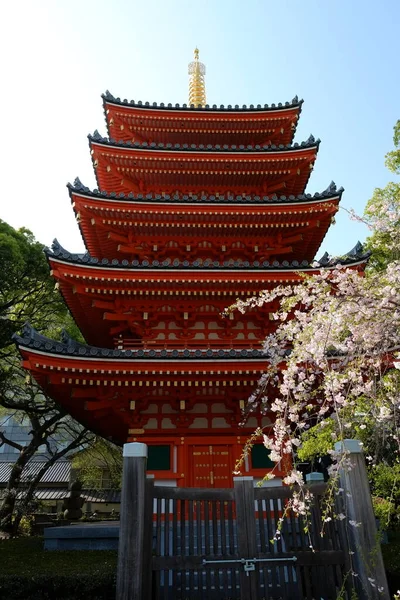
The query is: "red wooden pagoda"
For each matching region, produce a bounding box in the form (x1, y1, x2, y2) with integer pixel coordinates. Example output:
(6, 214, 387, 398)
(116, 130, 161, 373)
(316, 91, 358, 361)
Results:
(15, 51, 369, 487)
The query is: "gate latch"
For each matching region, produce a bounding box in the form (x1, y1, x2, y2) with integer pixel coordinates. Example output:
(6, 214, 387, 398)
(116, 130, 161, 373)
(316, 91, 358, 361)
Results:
(202, 555, 297, 575)
(243, 559, 256, 576)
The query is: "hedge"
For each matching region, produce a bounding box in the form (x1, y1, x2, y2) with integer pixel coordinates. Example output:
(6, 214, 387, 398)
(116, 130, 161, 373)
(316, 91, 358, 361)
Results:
(0, 574, 116, 600)
(0, 537, 117, 600)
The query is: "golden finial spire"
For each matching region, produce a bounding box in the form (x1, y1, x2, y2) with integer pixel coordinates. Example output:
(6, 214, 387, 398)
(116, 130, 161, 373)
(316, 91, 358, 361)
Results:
(188, 47, 206, 107)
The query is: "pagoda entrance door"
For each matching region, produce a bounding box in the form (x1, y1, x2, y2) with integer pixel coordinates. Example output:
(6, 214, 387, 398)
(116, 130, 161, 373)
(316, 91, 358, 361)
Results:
(189, 444, 232, 488)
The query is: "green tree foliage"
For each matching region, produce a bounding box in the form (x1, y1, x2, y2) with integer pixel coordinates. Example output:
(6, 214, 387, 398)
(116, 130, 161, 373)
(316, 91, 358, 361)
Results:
(385, 120, 400, 174)
(0, 221, 65, 357)
(0, 220, 83, 361)
(296, 418, 335, 464)
(0, 220, 94, 535)
(364, 120, 400, 270)
(370, 462, 400, 527)
(72, 437, 123, 490)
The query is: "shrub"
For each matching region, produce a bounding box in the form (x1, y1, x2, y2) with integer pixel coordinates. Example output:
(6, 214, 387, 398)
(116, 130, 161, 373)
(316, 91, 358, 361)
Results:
(373, 496, 397, 528)
(17, 515, 33, 536)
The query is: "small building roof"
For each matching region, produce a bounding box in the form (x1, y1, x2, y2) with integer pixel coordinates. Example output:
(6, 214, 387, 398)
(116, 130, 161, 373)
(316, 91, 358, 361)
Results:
(0, 461, 71, 485)
(0, 487, 121, 503)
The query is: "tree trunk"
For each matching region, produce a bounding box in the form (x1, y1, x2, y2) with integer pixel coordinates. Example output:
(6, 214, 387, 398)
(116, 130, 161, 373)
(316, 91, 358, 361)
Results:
(0, 448, 35, 534)
(11, 430, 90, 535)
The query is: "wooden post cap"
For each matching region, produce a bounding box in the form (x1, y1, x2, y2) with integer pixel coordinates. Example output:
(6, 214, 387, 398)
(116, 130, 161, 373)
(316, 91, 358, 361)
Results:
(123, 442, 148, 457)
(306, 472, 324, 482)
(334, 439, 363, 454)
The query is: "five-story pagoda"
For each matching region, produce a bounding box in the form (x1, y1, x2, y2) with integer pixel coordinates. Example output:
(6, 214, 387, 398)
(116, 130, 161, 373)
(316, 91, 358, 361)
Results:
(14, 51, 369, 487)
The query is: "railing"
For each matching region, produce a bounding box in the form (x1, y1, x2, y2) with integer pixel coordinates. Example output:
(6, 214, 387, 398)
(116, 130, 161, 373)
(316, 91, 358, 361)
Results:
(113, 338, 263, 351)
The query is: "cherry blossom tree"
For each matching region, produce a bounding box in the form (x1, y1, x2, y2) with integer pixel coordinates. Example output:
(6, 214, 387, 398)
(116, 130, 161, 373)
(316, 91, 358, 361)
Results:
(229, 120, 400, 505)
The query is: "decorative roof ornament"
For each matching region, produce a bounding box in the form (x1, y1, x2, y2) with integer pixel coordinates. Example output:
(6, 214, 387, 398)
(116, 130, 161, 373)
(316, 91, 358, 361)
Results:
(188, 48, 206, 108)
(323, 181, 337, 194)
(92, 129, 104, 142)
(347, 241, 364, 256)
(313, 242, 371, 268)
(71, 177, 90, 193)
(103, 90, 116, 101)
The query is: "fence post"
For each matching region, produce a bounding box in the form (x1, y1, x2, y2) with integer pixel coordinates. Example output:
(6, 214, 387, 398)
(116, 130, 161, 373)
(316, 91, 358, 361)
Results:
(142, 475, 155, 599)
(334, 439, 390, 600)
(116, 442, 148, 600)
(234, 476, 258, 600)
(305, 472, 324, 483)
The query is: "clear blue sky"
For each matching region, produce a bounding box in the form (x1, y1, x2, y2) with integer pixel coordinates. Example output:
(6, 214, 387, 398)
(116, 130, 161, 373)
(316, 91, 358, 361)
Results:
(1, 0, 399, 257)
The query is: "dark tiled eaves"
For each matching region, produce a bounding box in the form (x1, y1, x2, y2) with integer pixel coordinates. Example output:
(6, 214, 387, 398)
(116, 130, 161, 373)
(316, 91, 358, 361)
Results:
(88, 130, 319, 153)
(68, 179, 343, 206)
(14, 324, 266, 360)
(102, 90, 303, 113)
(46, 239, 370, 271)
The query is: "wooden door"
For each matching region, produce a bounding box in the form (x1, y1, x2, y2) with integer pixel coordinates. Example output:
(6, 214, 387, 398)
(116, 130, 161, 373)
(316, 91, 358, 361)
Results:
(190, 444, 232, 487)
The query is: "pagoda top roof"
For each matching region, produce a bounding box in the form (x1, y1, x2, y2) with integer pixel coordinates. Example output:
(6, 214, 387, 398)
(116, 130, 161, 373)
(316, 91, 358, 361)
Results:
(47, 239, 370, 272)
(14, 324, 267, 361)
(88, 130, 319, 153)
(102, 90, 304, 113)
(69, 178, 343, 206)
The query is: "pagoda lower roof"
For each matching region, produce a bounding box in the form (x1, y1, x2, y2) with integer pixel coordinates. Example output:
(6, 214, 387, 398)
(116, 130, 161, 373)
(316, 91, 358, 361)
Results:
(15, 325, 271, 444)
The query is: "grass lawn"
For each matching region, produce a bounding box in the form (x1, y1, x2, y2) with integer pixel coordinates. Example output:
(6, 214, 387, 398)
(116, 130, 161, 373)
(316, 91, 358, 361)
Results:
(0, 536, 117, 576)
(0, 537, 117, 599)
(2, 532, 400, 598)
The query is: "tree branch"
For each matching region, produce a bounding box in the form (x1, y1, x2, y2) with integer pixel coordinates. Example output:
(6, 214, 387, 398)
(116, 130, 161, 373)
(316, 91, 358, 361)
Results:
(0, 431, 23, 451)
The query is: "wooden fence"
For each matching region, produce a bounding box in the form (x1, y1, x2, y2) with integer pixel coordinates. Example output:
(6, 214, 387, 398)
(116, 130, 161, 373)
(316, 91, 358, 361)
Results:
(116, 441, 390, 600)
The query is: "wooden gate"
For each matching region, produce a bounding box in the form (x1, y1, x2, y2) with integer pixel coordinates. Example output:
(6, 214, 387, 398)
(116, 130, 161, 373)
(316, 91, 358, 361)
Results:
(142, 479, 351, 600)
